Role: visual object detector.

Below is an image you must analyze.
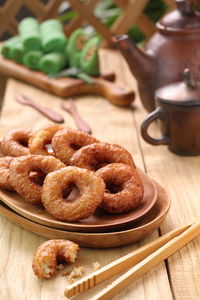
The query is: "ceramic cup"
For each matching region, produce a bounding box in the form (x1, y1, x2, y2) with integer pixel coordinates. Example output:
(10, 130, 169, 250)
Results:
(141, 101, 200, 156)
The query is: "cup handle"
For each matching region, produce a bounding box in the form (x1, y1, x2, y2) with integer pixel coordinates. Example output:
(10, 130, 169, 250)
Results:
(141, 106, 170, 145)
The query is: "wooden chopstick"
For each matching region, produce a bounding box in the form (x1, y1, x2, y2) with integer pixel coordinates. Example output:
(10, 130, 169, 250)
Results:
(65, 220, 196, 298)
(92, 218, 200, 300)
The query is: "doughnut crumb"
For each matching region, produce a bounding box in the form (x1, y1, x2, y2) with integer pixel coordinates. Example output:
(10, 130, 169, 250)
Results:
(66, 265, 85, 283)
(92, 261, 101, 271)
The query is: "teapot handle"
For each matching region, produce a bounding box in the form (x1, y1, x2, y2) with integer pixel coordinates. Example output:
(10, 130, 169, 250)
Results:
(141, 107, 170, 145)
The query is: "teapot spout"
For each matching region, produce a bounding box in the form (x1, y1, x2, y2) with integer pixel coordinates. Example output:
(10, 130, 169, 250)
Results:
(113, 35, 155, 84)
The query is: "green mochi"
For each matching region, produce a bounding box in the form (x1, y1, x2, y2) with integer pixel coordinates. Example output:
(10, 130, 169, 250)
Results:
(40, 19, 67, 52)
(80, 36, 101, 76)
(23, 50, 43, 70)
(39, 52, 67, 74)
(18, 17, 41, 51)
(1, 36, 21, 59)
(66, 29, 88, 68)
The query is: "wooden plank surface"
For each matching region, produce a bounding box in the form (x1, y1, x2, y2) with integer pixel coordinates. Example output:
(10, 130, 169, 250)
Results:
(1, 49, 197, 300)
(131, 67, 200, 299)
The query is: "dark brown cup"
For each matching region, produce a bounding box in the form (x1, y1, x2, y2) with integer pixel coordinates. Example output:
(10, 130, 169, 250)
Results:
(141, 102, 200, 156)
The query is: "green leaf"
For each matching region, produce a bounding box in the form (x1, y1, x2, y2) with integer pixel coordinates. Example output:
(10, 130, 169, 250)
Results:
(58, 11, 77, 22)
(48, 67, 94, 84)
(95, 8, 121, 19)
(128, 25, 146, 44)
(95, 0, 115, 14)
(144, 0, 167, 23)
(77, 72, 94, 84)
(48, 67, 80, 78)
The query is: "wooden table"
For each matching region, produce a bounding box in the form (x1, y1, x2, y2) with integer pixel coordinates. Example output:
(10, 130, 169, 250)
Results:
(0, 50, 200, 300)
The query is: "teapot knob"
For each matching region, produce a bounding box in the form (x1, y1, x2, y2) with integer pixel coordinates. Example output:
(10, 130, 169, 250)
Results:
(176, 0, 195, 15)
(183, 69, 196, 88)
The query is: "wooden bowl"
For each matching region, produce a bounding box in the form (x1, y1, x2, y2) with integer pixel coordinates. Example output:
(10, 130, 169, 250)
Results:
(0, 170, 157, 233)
(0, 180, 170, 248)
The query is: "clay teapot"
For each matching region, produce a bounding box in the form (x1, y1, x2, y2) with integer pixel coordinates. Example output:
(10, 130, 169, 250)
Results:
(113, 0, 200, 112)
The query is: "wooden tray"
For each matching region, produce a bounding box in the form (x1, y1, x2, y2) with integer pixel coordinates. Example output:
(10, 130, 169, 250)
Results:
(0, 55, 134, 106)
(0, 180, 170, 248)
(0, 170, 157, 233)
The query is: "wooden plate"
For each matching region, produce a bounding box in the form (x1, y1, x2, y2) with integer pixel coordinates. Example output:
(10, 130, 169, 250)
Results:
(0, 170, 157, 233)
(0, 180, 170, 248)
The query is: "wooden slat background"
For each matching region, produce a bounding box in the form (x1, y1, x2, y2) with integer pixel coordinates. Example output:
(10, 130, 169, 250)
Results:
(0, 0, 175, 46)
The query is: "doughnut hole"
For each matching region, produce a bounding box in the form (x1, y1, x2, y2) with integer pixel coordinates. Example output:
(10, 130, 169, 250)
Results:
(29, 171, 46, 186)
(44, 143, 54, 154)
(62, 182, 80, 201)
(105, 180, 123, 194)
(70, 143, 82, 151)
(18, 137, 29, 147)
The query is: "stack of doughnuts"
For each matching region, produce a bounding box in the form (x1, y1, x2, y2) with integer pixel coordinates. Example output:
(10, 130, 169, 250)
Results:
(0, 125, 144, 221)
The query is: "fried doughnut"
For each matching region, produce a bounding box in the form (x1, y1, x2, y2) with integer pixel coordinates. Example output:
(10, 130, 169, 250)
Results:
(29, 124, 65, 156)
(70, 142, 135, 171)
(9, 155, 65, 204)
(0, 141, 5, 157)
(52, 128, 99, 164)
(0, 157, 41, 190)
(32, 239, 79, 279)
(0, 157, 14, 190)
(96, 163, 144, 213)
(1, 129, 33, 156)
(42, 166, 105, 221)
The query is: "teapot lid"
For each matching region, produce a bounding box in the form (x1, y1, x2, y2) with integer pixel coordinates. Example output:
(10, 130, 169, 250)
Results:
(156, 69, 200, 106)
(157, 0, 200, 33)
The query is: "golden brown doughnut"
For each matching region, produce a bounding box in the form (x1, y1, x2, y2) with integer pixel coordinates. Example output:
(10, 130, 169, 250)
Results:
(42, 166, 105, 221)
(29, 124, 65, 156)
(0, 141, 5, 157)
(69, 142, 135, 171)
(0, 156, 14, 191)
(52, 128, 99, 164)
(9, 155, 65, 204)
(32, 239, 79, 279)
(1, 129, 33, 156)
(0, 156, 43, 191)
(96, 163, 143, 213)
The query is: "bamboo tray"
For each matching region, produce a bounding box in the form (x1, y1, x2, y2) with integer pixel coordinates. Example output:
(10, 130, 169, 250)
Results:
(0, 180, 170, 248)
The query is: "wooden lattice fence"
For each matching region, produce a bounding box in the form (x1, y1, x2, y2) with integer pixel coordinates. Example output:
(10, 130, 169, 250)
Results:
(0, 0, 179, 46)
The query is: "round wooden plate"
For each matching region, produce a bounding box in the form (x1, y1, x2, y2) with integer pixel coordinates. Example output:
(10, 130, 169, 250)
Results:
(0, 180, 170, 248)
(0, 170, 157, 233)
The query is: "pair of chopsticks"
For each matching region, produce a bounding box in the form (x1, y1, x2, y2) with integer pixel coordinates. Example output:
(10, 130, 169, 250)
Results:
(65, 217, 200, 300)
